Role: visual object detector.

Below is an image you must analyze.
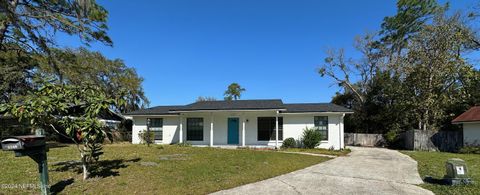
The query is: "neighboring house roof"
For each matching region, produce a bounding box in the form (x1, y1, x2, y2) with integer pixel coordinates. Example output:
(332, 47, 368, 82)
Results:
(282, 103, 353, 113)
(452, 106, 480, 124)
(173, 99, 284, 111)
(124, 99, 353, 115)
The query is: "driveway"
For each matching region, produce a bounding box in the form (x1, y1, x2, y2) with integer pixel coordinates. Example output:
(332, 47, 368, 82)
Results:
(212, 147, 433, 195)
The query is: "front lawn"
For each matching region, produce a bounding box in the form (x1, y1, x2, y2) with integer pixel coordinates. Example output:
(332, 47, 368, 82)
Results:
(282, 148, 351, 156)
(403, 151, 480, 195)
(0, 143, 328, 194)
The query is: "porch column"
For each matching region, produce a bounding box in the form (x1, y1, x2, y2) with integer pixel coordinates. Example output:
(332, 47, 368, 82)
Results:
(275, 110, 279, 149)
(242, 117, 246, 147)
(210, 113, 213, 147)
(179, 115, 183, 143)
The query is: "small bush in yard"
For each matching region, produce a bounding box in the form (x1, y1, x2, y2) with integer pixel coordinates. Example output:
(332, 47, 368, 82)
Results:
(301, 127, 322, 149)
(139, 130, 155, 145)
(459, 146, 480, 154)
(281, 137, 296, 149)
(176, 142, 192, 147)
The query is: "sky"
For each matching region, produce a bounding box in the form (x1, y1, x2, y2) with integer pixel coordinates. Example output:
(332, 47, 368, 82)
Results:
(56, 0, 477, 106)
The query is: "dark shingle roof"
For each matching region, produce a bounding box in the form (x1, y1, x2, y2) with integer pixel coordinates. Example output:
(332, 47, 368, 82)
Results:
(282, 103, 353, 113)
(452, 106, 480, 123)
(124, 100, 353, 115)
(172, 99, 284, 111)
(125, 106, 184, 115)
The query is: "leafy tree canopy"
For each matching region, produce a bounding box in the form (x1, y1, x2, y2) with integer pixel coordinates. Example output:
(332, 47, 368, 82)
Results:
(38, 47, 149, 113)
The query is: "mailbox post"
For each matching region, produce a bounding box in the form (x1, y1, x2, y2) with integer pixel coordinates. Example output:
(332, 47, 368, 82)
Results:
(1, 135, 49, 195)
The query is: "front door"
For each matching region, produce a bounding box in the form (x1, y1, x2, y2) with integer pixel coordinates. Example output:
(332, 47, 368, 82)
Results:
(228, 118, 239, 144)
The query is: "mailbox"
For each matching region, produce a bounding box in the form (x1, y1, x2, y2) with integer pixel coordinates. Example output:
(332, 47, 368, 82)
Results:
(1, 135, 46, 151)
(444, 158, 473, 185)
(1, 135, 49, 195)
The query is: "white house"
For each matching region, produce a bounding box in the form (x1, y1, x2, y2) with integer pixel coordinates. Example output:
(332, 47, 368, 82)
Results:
(452, 106, 480, 146)
(125, 99, 353, 150)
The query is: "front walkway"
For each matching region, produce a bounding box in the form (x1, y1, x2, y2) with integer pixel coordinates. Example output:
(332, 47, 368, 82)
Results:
(212, 147, 433, 195)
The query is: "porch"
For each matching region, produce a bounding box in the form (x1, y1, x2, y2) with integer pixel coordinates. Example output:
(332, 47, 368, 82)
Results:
(177, 110, 283, 148)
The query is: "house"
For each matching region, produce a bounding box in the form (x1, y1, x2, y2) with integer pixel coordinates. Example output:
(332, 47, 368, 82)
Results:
(125, 99, 352, 149)
(452, 106, 480, 146)
(0, 107, 125, 141)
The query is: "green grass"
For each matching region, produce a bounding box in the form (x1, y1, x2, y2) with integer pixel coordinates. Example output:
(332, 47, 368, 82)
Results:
(402, 151, 480, 195)
(281, 148, 351, 156)
(0, 143, 328, 194)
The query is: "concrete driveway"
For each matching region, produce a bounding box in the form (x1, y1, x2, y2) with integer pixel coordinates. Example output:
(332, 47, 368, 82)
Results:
(212, 147, 433, 195)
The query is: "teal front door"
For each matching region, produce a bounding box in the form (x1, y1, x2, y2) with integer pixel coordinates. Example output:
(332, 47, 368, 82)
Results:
(228, 118, 239, 145)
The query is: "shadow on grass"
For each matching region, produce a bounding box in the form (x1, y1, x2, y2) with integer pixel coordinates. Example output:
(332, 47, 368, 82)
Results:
(50, 178, 74, 195)
(50, 158, 141, 193)
(424, 176, 447, 185)
(47, 142, 70, 149)
(52, 158, 141, 177)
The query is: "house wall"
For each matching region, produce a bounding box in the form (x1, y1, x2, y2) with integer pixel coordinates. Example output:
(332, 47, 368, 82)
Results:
(464, 123, 480, 146)
(131, 116, 180, 144)
(130, 111, 345, 149)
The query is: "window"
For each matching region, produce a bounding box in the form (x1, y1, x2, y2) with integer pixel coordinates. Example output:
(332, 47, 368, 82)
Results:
(314, 116, 328, 141)
(257, 117, 283, 141)
(147, 118, 163, 141)
(187, 118, 203, 141)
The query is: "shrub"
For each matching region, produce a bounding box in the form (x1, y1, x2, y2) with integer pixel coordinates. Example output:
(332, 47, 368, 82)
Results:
(385, 130, 399, 145)
(176, 142, 192, 147)
(301, 127, 322, 149)
(138, 130, 154, 145)
(281, 137, 296, 149)
(459, 146, 480, 154)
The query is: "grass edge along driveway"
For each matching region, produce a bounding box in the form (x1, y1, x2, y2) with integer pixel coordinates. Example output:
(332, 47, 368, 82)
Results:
(402, 151, 480, 195)
(0, 144, 329, 194)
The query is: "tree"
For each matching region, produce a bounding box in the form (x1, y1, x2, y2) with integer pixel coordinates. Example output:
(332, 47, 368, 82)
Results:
(224, 83, 245, 100)
(196, 96, 217, 102)
(402, 13, 476, 130)
(0, 82, 124, 180)
(38, 47, 149, 113)
(380, 0, 447, 56)
(0, 0, 112, 80)
(0, 43, 39, 103)
(320, 1, 480, 134)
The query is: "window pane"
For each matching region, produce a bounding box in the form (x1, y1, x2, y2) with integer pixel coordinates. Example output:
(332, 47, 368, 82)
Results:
(148, 118, 163, 141)
(314, 116, 328, 141)
(187, 118, 203, 141)
(257, 117, 283, 141)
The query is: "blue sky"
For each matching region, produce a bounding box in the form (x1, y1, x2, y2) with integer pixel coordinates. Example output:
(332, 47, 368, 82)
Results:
(57, 0, 477, 106)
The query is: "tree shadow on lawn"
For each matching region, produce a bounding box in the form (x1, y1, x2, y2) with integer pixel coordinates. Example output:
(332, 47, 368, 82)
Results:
(50, 178, 74, 195)
(50, 158, 141, 193)
(52, 158, 141, 177)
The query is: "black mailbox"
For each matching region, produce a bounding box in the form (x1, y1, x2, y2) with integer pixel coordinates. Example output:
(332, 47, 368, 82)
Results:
(1, 135, 46, 151)
(2, 135, 49, 195)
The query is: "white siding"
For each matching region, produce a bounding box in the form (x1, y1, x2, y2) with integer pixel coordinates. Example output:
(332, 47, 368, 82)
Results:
(130, 111, 345, 149)
(132, 116, 180, 144)
(464, 123, 480, 146)
(283, 113, 344, 150)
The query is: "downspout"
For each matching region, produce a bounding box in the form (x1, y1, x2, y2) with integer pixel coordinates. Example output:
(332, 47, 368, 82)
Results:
(340, 113, 345, 150)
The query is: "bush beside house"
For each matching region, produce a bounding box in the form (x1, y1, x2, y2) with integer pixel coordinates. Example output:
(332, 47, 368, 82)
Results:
(301, 127, 322, 149)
